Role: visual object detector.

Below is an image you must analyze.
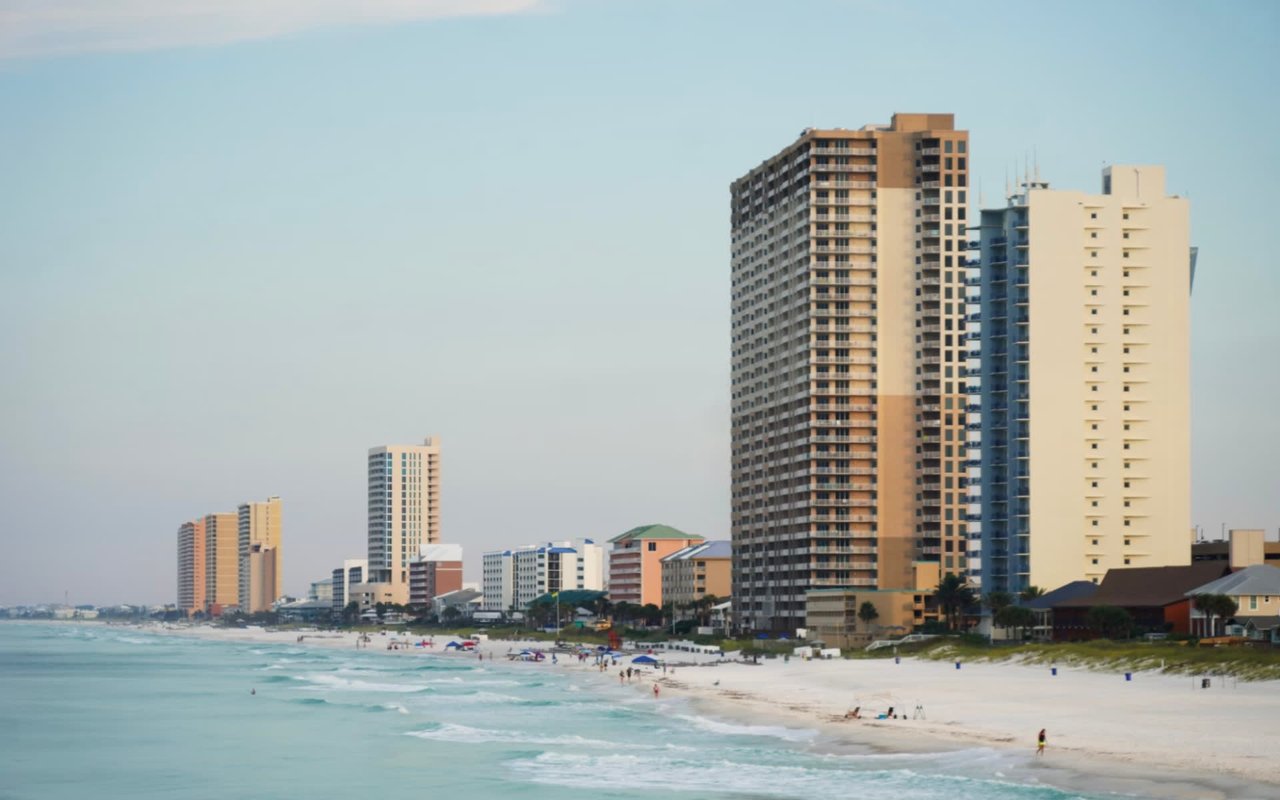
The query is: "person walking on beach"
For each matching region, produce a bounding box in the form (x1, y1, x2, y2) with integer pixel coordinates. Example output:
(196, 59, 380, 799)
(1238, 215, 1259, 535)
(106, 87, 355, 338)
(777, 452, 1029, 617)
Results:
(1036, 728, 1046, 756)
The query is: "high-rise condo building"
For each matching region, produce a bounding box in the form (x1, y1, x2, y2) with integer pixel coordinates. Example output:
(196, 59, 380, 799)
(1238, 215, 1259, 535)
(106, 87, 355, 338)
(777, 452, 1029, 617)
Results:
(238, 496, 282, 613)
(969, 165, 1193, 594)
(731, 114, 970, 632)
(176, 518, 206, 616)
(203, 511, 240, 615)
(367, 437, 441, 604)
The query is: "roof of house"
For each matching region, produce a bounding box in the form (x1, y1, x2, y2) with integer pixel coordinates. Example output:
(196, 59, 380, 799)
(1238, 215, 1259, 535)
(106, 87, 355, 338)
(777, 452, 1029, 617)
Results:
(660, 540, 732, 562)
(1055, 563, 1231, 609)
(609, 524, 704, 544)
(528, 589, 607, 607)
(1184, 564, 1280, 598)
(1025, 580, 1098, 610)
(1235, 613, 1280, 628)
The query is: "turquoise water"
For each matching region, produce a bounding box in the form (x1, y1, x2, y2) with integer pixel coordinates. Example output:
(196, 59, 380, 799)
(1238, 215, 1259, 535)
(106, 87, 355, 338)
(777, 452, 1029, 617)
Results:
(0, 625, 1148, 799)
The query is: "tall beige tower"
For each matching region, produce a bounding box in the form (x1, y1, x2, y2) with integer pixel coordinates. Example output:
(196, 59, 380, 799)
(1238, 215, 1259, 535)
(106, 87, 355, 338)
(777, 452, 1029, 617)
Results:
(971, 166, 1193, 593)
(203, 512, 240, 614)
(368, 437, 441, 604)
(176, 518, 206, 616)
(731, 114, 970, 632)
(238, 496, 282, 613)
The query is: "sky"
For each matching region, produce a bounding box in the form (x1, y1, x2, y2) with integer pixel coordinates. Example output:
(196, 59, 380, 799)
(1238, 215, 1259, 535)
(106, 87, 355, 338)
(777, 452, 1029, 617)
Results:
(1, 0, 1277, 606)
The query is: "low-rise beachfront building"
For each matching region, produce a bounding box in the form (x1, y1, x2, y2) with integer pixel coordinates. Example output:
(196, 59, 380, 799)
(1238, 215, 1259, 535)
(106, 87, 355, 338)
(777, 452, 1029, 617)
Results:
(346, 582, 398, 612)
(805, 588, 918, 647)
(1191, 528, 1280, 569)
(661, 540, 732, 611)
(1051, 562, 1229, 641)
(1184, 564, 1280, 639)
(432, 588, 484, 621)
(409, 544, 464, 607)
(481, 539, 604, 612)
(331, 559, 368, 611)
(608, 525, 705, 607)
(308, 578, 334, 604)
(1022, 580, 1098, 641)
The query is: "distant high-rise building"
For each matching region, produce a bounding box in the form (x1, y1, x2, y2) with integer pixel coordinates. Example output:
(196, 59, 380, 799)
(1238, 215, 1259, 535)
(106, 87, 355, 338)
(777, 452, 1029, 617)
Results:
(176, 519, 206, 616)
(409, 543, 464, 607)
(203, 512, 240, 615)
(969, 166, 1193, 594)
(367, 437, 441, 604)
(238, 496, 282, 613)
(608, 525, 704, 607)
(731, 114, 970, 632)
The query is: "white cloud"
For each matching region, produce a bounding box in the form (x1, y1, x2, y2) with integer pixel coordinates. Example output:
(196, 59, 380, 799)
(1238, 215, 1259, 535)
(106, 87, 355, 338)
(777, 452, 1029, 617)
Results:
(0, 0, 546, 60)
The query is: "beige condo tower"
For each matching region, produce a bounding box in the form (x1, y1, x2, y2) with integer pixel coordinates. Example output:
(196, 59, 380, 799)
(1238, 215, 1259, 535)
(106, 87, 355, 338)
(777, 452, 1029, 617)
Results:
(238, 496, 282, 613)
(731, 113, 971, 632)
(970, 166, 1193, 594)
(203, 511, 240, 614)
(367, 437, 441, 605)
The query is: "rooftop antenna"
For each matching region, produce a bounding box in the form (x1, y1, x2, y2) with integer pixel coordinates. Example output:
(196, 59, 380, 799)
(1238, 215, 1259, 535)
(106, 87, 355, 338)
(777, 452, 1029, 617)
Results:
(1033, 146, 1040, 183)
(1004, 165, 1010, 199)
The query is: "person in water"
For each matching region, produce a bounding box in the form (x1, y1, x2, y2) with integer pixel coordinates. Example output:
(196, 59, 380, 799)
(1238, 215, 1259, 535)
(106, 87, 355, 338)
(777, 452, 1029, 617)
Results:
(1037, 728, 1046, 755)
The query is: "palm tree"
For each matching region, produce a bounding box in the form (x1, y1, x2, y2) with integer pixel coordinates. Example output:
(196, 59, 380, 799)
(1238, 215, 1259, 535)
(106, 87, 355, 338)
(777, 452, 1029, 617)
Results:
(1086, 605, 1133, 639)
(994, 605, 1036, 640)
(1214, 594, 1239, 633)
(934, 574, 976, 631)
(698, 594, 722, 626)
(984, 591, 1015, 614)
(857, 601, 879, 637)
(1196, 593, 1239, 637)
(1019, 586, 1046, 602)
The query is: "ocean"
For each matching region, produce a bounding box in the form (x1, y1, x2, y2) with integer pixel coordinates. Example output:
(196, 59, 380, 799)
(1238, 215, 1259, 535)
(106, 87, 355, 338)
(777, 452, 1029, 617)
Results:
(0, 624, 1219, 799)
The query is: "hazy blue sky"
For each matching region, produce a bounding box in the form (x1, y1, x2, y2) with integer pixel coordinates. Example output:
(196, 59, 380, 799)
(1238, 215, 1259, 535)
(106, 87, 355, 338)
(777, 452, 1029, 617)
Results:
(2, 0, 1277, 605)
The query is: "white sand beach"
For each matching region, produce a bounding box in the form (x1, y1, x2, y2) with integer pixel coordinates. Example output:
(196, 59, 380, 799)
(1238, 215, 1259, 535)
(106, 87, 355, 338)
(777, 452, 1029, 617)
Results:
(146, 624, 1280, 797)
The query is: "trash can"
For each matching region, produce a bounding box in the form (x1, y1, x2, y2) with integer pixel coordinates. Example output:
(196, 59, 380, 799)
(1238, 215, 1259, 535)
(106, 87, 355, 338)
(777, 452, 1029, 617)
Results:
(1124, 672, 1132, 681)
(1051, 667, 1057, 676)
(955, 662, 961, 670)
(1201, 678, 1210, 689)
(894, 656, 900, 665)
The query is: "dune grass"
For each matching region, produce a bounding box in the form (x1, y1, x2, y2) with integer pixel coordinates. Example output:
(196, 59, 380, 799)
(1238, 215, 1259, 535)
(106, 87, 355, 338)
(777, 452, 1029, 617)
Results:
(896, 638, 1280, 681)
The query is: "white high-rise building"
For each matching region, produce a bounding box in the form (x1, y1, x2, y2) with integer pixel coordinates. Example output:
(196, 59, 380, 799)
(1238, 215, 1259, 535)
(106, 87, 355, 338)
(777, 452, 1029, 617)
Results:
(969, 165, 1193, 594)
(367, 437, 441, 604)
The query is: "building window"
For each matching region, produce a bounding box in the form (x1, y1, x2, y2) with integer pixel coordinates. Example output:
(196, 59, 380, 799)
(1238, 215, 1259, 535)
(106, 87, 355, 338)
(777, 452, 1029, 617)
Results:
(648, 542, 657, 552)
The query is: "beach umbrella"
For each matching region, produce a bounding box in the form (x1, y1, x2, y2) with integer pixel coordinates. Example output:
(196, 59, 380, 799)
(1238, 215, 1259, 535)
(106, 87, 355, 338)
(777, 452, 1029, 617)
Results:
(631, 655, 658, 664)
(445, 641, 460, 648)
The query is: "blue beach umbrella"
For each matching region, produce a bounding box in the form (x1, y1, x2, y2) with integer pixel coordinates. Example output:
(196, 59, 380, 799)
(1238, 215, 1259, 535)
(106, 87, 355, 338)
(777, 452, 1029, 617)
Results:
(631, 655, 658, 664)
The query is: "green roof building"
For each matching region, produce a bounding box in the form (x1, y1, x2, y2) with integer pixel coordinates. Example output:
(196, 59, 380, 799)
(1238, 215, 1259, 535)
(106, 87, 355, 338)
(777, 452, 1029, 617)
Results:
(608, 524, 706, 607)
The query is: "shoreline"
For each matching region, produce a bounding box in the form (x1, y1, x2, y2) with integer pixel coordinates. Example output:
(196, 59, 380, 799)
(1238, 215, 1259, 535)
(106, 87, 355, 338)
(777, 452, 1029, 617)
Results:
(52, 621, 1280, 799)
